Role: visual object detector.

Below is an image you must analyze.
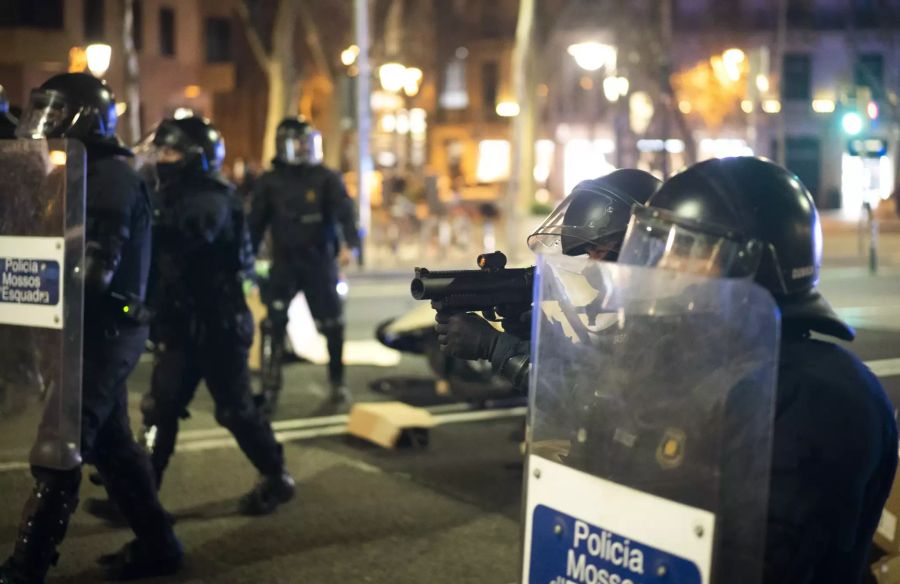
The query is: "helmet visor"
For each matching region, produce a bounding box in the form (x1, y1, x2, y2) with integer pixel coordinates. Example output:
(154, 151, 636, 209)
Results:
(132, 131, 164, 189)
(277, 130, 323, 165)
(16, 89, 69, 139)
(618, 206, 763, 278)
(527, 190, 626, 258)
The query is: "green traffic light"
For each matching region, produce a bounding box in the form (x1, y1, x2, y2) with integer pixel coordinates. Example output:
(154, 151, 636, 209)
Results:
(842, 112, 864, 135)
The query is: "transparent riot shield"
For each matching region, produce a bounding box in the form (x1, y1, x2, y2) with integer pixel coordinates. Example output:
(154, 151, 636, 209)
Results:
(0, 139, 84, 470)
(522, 254, 779, 584)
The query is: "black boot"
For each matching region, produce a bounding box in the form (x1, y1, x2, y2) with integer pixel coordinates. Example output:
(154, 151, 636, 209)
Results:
(238, 472, 295, 516)
(84, 496, 127, 526)
(1, 473, 79, 584)
(93, 442, 183, 580)
(330, 382, 352, 404)
(98, 539, 183, 581)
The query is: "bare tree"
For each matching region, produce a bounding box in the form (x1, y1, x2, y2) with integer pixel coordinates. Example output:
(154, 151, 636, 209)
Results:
(122, 0, 141, 143)
(235, 0, 298, 164)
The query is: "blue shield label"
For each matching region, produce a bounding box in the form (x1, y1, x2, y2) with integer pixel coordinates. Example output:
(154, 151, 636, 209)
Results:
(0, 258, 61, 306)
(529, 505, 702, 584)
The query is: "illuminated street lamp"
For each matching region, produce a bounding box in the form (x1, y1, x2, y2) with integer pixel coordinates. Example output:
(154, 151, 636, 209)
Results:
(567, 42, 616, 72)
(341, 45, 360, 67)
(85, 43, 112, 78)
(403, 67, 422, 97)
(379, 62, 408, 93)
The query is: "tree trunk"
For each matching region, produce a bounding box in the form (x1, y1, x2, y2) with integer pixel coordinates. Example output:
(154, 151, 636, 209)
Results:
(260, 0, 297, 164)
(122, 0, 141, 143)
(506, 0, 537, 262)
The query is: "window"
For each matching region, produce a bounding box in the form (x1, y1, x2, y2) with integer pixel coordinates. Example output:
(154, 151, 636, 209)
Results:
(84, 0, 104, 41)
(479, 3, 502, 36)
(0, 0, 64, 29)
(481, 61, 499, 117)
(781, 53, 811, 101)
(854, 0, 878, 27)
(786, 0, 814, 26)
(159, 7, 175, 57)
(855, 53, 884, 98)
(133, 0, 143, 51)
(205, 17, 232, 63)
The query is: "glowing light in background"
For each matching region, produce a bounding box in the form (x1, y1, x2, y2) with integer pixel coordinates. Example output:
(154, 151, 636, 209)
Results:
(812, 99, 835, 113)
(496, 101, 520, 117)
(49, 151, 67, 166)
(842, 111, 864, 135)
(85, 43, 111, 77)
(476, 140, 511, 183)
(341, 45, 360, 66)
(563, 139, 616, 195)
(567, 42, 616, 72)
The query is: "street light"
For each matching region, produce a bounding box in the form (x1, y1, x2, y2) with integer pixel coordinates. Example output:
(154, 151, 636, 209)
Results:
(379, 62, 408, 93)
(341, 45, 360, 67)
(85, 43, 112, 78)
(567, 42, 616, 72)
(403, 67, 422, 97)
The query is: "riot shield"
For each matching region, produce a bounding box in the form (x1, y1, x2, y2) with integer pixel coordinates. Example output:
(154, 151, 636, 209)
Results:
(522, 254, 779, 584)
(0, 139, 84, 470)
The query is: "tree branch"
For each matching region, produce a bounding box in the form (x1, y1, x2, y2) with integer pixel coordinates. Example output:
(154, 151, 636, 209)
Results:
(235, 0, 271, 73)
(296, 0, 334, 83)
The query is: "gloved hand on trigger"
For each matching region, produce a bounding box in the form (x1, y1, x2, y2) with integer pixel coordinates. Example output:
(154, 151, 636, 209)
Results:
(435, 312, 501, 361)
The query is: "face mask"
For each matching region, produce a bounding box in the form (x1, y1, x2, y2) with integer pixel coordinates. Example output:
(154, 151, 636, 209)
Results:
(155, 161, 184, 187)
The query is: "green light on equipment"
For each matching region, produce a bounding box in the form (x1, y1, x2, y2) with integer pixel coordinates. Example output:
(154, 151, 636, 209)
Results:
(842, 112, 864, 135)
(123, 305, 130, 313)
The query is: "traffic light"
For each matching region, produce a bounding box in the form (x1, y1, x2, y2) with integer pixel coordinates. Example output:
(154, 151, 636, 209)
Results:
(842, 111, 864, 135)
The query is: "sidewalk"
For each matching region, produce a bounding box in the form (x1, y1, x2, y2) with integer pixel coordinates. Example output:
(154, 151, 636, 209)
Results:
(351, 211, 900, 275)
(821, 210, 900, 269)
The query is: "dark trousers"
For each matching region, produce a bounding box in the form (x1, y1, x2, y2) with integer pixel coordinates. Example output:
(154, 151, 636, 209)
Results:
(80, 325, 175, 545)
(6, 324, 177, 581)
(265, 257, 345, 385)
(148, 312, 284, 484)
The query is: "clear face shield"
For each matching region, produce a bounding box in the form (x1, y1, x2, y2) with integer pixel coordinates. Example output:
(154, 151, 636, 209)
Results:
(16, 89, 70, 139)
(277, 130, 323, 165)
(618, 206, 763, 279)
(527, 190, 625, 259)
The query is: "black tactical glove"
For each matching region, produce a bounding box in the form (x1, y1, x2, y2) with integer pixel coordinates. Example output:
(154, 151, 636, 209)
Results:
(435, 312, 501, 361)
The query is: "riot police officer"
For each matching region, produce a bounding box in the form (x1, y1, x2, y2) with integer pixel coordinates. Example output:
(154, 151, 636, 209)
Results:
(0, 84, 17, 139)
(249, 117, 360, 408)
(131, 116, 295, 514)
(1, 73, 183, 582)
(616, 157, 897, 583)
(436, 169, 661, 393)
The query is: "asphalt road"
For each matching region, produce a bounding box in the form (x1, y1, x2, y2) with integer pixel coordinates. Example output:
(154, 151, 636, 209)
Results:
(1, 265, 900, 583)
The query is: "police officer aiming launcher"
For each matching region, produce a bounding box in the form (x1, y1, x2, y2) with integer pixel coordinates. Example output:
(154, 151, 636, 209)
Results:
(427, 169, 661, 393)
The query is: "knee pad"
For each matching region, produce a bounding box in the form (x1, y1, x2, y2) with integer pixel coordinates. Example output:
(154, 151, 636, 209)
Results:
(214, 403, 254, 430)
(266, 300, 290, 330)
(317, 318, 345, 337)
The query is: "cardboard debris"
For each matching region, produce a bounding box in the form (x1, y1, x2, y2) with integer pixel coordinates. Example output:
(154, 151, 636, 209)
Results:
(873, 554, 900, 584)
(347, 401, 436, 449)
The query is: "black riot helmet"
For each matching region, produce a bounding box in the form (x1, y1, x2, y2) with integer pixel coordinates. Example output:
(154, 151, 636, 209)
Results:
(136, 116, 225, 185)
(618, 156, 853, 340)
(528, 169, 661, 258)
(16, 73, 121, 149)
(275, 117, 322, 165)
